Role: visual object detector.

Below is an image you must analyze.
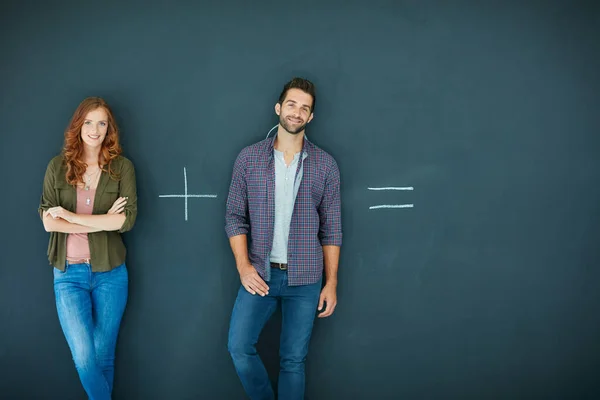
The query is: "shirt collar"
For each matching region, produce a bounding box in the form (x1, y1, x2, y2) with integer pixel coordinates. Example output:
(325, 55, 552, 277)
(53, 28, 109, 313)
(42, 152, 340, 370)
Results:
(269, 133, 310, 158)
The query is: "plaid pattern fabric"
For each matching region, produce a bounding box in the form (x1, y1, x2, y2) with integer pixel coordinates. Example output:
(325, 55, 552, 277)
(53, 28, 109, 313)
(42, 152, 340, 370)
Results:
(225, 136, 342, 286)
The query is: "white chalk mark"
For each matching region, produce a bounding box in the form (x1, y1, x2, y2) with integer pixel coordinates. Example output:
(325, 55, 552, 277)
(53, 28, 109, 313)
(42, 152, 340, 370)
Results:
(159, 195, 218, 198)
(184, 167, 188, 221)
(369, 204, 414, 210)
(368, 187, 414, 191)
(368, 185, 414, 210)
(158, 167, 218, 221)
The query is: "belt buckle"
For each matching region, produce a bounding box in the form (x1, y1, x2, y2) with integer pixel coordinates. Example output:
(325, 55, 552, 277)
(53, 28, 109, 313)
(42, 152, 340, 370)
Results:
(274, 262, 287, 270)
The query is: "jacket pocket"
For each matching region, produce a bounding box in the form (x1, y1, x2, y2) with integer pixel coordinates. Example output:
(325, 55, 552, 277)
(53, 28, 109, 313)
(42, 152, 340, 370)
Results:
(101, 179, 120, 210)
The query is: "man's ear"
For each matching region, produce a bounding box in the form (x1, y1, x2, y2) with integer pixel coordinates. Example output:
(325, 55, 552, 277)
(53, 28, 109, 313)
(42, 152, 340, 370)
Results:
(275, 103, 281, 116)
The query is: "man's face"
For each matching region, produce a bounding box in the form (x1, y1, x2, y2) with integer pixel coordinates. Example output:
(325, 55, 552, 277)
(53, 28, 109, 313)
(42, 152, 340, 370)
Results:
(275, 88, 314, 135)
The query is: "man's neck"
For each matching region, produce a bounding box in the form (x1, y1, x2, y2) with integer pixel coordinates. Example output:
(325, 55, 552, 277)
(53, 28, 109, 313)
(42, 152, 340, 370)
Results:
(274, 127, 304, 154)
(274, 127, 305, 166)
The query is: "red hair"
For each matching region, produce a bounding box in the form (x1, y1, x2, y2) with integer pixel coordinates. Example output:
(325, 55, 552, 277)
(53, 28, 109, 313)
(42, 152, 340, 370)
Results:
(62, 97, 122, 186)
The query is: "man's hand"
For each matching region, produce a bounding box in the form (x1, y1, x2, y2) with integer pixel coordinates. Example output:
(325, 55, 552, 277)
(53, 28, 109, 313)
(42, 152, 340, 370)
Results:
(318, 284, 337, 318)
(239, 264, 270, 296)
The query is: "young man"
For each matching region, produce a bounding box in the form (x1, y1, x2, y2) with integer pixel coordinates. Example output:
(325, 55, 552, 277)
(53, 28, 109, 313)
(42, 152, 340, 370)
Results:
(225, 77, 342, 400)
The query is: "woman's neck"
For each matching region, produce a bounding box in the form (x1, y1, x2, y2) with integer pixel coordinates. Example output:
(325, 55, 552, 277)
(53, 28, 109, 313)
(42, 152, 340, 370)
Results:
(82, 146, 101, 167)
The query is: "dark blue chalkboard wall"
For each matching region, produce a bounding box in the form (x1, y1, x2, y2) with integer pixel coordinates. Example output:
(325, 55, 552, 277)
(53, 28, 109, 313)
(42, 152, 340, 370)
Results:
(1, 0, 599, 398)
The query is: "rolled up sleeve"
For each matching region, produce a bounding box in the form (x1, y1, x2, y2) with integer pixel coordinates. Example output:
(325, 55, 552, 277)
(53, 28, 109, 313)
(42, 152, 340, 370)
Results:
(118, 158, 138, 233)
(225, 149, 249, 238)
(38, 159, 58, 219)
(318, 159, 342, 246)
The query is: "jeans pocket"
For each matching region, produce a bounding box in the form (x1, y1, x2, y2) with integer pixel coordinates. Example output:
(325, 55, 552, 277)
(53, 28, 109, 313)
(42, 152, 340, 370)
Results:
(109, 263, 129, 282)
(53, 265, 68, 275)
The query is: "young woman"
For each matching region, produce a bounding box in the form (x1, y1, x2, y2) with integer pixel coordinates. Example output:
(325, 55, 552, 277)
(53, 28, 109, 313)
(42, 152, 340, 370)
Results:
(38, 97, 137, 399)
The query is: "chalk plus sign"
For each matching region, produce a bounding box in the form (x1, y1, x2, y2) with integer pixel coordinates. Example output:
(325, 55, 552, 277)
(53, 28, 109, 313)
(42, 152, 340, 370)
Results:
(159, 167, 217, 221)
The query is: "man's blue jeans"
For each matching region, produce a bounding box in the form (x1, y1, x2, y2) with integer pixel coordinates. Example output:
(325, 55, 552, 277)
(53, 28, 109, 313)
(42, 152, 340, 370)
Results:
(228, 267, 322, 400)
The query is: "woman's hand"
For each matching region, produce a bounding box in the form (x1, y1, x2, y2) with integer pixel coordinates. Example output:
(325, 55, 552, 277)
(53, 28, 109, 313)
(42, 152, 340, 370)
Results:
(107, 197, 128, 215)
(46, 206, 76, 223)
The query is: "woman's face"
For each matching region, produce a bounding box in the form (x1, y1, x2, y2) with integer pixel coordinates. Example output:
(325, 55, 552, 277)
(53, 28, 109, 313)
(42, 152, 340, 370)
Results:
(81, 107, 108, 150)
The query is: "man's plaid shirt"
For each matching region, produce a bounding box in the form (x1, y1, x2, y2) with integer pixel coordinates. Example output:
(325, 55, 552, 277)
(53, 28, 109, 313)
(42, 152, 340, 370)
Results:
(225, 135, 342, 286)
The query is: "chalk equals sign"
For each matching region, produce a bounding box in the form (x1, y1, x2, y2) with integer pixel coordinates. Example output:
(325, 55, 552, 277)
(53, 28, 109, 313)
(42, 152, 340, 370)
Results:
(367, 187, 414, 210)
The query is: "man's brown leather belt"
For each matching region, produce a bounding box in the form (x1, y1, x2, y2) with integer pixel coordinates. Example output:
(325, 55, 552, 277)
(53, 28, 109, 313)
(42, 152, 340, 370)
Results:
(270, 262, 287, 270)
